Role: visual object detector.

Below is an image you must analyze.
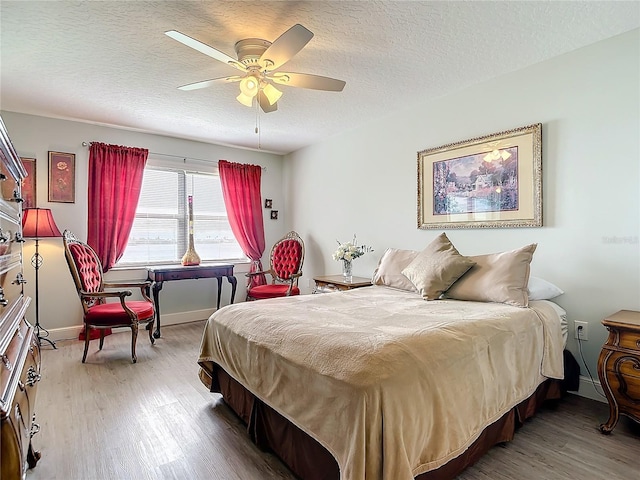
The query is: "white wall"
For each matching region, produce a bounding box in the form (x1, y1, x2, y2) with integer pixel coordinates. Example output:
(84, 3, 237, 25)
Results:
(1, 112, 286, 339)
(286, 30, 640, 400)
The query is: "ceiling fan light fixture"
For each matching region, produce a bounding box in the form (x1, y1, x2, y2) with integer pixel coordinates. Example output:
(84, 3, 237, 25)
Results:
(167, 24, 345, 114)
(261, 82, 282, 105)
(236, 92, 254, 107)
(239, 76, 259, 98)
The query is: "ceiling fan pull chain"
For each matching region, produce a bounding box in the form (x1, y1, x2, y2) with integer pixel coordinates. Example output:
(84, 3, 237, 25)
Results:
(255, 99, 261, 150)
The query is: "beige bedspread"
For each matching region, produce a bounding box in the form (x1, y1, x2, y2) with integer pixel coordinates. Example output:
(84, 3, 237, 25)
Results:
(198, 286, 564, 480)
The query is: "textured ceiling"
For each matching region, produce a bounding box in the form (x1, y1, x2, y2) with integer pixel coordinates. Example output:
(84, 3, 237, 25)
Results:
(1, 1, 638, 154)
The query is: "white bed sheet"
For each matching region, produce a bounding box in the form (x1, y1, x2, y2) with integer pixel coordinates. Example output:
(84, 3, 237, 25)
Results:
(531, 299, 568, 347)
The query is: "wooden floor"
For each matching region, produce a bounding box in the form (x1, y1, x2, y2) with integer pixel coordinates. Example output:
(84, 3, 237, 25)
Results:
(26, 321, 638, 480)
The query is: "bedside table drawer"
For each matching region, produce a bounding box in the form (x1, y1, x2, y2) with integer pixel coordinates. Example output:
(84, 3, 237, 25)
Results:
(618, 330, 640, 351)
(604, 351, 640, 379)
(604, 369, 640, 405)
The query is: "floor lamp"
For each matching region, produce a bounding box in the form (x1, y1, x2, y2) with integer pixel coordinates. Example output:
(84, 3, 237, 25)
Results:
(22, 208, 62, 349)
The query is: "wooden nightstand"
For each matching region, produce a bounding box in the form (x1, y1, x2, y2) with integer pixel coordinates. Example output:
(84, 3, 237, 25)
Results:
(597, 309, 640, 434)
(313, 275, 372, 293)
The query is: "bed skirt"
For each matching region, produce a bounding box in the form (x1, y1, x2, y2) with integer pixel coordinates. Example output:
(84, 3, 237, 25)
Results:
(199, 363, 563, 480)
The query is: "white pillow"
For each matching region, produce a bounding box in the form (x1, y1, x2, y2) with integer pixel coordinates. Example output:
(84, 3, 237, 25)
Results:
(372, 248, 418, 292)
(527, 276, 564, 300)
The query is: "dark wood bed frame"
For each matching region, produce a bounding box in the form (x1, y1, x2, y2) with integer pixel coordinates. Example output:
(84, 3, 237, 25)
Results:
(200, 359, 573, 480)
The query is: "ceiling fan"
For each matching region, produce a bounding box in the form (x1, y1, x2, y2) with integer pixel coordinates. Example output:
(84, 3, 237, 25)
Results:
(165, 24, 346, 113)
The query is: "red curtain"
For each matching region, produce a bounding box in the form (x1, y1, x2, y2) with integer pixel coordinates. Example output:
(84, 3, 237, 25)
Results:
(87, 142, 148, 272)
(218, 160, 266, 288)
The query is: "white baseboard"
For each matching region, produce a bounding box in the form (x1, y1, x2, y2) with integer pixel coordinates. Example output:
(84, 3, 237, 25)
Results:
(575, 375, 607, 403)
(43, 308, 215, 342)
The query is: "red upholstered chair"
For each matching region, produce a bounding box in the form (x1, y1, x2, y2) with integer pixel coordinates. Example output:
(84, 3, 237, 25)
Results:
(62, 230, 155, 363)
(246, 231, 305, 301)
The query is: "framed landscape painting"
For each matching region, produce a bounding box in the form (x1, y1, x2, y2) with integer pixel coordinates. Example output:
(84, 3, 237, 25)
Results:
(417, 123, 542, 229)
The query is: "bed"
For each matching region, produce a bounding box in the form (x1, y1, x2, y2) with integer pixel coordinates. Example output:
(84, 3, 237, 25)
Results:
(197, 285, 566, 480)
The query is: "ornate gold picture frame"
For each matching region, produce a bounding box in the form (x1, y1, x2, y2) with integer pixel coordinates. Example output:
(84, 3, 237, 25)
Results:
(418, 123, 542, 229)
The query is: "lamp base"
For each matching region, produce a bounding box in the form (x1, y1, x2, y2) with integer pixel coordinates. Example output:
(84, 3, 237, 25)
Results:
(38, 336, 57, 349)
(34, 324, 57, 349)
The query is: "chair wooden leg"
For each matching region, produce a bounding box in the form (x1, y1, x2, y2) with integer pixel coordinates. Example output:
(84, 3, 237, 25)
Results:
(82, 325, 90, 363)
(99, 330, 105, 350)
(148, 320, 155, 345)
(130, 323, 139, 364)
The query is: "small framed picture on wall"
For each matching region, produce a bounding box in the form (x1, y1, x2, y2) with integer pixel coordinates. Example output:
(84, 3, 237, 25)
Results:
(48, 151, 75, 203)
(20, 158, 36, 208)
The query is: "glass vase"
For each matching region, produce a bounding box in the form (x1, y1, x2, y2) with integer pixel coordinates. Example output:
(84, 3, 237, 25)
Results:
(181, 195, 201, 266)
(342, 259, 353, 281)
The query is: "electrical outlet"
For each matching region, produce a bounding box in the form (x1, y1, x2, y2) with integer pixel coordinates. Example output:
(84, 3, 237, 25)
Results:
(574, 321, 589, 341)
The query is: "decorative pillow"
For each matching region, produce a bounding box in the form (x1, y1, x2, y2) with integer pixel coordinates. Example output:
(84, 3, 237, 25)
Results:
(372, 248, 419, 292)
(401, 233, 475, 300)
(445, 243, 537, 307)
(528, 276, 564, 300)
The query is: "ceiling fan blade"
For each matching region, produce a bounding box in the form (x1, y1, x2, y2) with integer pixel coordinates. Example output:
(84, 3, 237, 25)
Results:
(259, 24, 313, 71)
(165, 30, 246, 72)
(258, 91, 278, 113)
(269, 72, 346, 92)
(178, 76, 243, 91)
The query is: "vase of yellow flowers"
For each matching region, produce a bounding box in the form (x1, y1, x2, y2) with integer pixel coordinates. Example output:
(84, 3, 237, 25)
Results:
(333, 235, 373, 281)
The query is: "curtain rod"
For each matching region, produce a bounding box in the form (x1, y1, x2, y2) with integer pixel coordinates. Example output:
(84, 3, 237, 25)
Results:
(82, 141, 216, 164)
(81, 142, 266, 170)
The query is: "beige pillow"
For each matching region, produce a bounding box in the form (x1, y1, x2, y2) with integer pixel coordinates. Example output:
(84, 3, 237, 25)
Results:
(446, 243, 537, 307)
(401, 233, 475, 300)
(372, 248, 419, 292)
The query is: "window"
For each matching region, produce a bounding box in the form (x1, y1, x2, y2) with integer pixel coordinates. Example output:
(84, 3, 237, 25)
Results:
(118, 166, 245, 265)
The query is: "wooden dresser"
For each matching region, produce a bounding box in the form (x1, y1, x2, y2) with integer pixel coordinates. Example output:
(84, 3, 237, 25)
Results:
(597, 309, 640, 434)
(0, 115, 41, 478)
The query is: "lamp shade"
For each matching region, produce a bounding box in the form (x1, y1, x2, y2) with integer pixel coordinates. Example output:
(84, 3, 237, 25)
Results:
(261, 83, 282, 106)
(22, 208, 62, 238)
(236, 92, 254, 107)
(239, 76, 259, 98)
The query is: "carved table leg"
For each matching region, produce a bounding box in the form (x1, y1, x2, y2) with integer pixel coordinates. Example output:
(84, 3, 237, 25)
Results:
(227, 275, 237, 304)
(152, 281, 163, 338)
(598, 348, 618, 434)
(216, 277, 223, 310)
(599, 404, 619, 434)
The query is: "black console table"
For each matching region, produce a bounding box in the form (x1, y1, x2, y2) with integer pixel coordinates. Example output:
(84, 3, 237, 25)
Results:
(146, 264, 237, 338)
